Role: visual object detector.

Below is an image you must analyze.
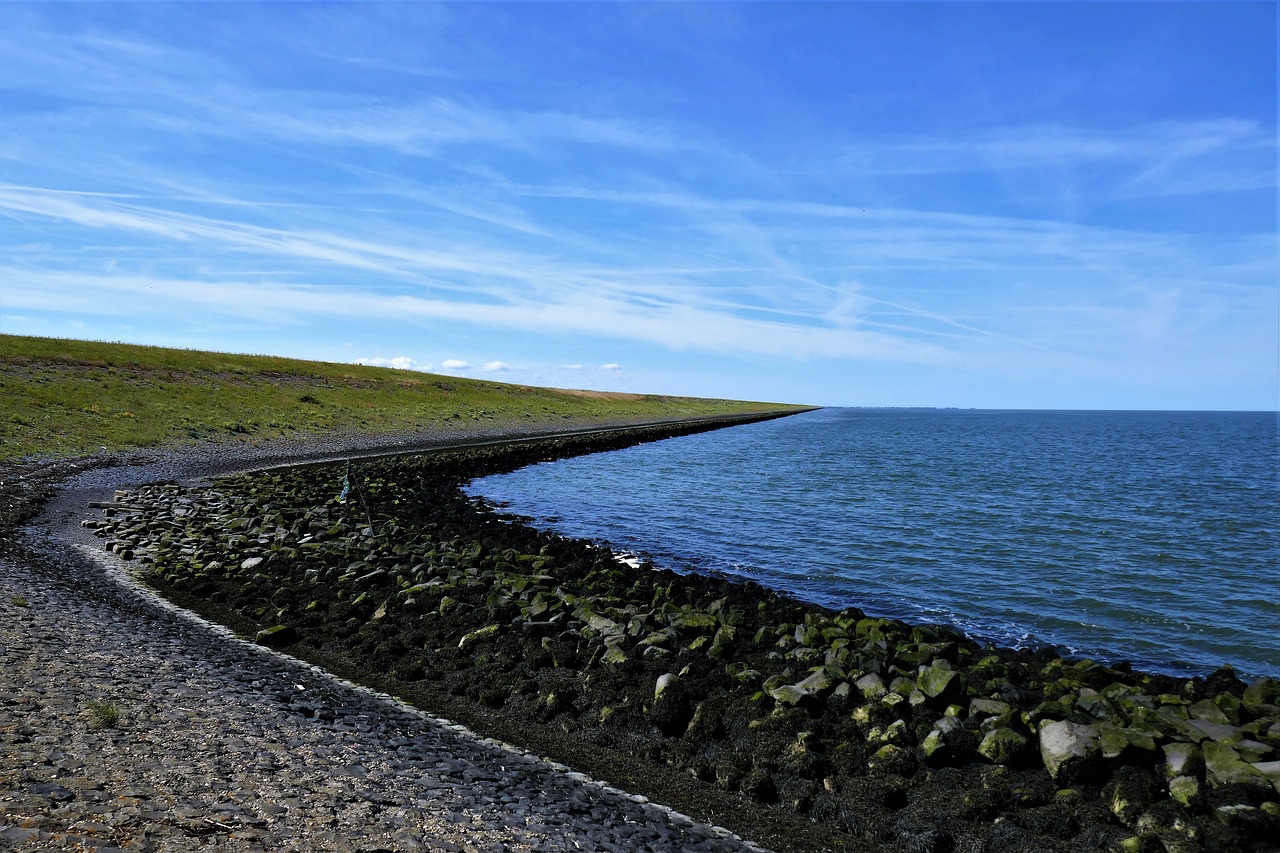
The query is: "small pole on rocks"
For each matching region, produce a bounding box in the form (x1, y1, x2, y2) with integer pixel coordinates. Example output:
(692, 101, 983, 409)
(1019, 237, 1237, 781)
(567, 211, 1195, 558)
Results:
(342, 461, 377, 534)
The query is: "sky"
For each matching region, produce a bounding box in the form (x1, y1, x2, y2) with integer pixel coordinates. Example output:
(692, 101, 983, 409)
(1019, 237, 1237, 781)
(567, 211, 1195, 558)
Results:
(0, 2, 1275, 410)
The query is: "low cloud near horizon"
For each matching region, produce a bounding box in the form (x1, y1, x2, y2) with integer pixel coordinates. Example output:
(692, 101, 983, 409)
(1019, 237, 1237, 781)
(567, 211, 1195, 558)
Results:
(354, 356, 430, 371)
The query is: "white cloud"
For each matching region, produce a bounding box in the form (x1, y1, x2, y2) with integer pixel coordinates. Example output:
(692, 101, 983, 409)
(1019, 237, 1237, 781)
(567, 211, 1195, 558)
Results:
(354, 355, 430, 371)
(481, 361, 510, 372)
(3, 173, 1269, 374)
(561, 363, 584, 369)
(833, 120, 1276, 191)
(599, 363, 621, 371)
(441, 358, 469, 371)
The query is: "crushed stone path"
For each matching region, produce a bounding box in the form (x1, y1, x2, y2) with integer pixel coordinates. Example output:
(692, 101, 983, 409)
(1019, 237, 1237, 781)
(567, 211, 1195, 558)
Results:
(1, 436, 770, 853)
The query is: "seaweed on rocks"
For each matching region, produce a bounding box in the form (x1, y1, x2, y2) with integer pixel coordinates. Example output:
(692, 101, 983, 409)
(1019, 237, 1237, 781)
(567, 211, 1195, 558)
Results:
(88, 422, 1280, 853)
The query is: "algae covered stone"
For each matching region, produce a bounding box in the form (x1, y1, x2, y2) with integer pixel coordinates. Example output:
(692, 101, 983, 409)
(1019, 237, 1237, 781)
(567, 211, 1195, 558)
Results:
(1169, 775, 1200, 807)
(458, 624, 499, 650)
(1163, 742, 1203, 780)
(254, 624, 296, 647)
(1203, 741, 1270, 791)
(867, 743, 916, 776)
(917, 661, 964, 704)
(979, 727, 1030, 766)
(650, 672, 692, 736)
(1242, 677, 1280, 716)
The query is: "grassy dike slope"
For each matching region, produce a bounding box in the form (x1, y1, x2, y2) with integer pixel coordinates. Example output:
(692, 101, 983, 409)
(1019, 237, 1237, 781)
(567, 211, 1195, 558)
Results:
(0, 334, 806, 460)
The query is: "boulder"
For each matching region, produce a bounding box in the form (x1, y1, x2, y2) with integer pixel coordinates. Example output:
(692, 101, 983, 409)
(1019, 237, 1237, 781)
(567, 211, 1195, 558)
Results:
(1185, 719, 1241, 743)
(654, 672, 679, 701)
(795, 668, 834, 695)
(917, 662, 964, 704)
(921, 728, 948, 762)
(1096, 722, 1158, 760)
(1163, 742, 1202, 780)
(1188, 698, 1230, 724)
(1169, 775, 1200, 807)
(254, 624, 296, 647)
(867, 744, 916, 776)
(768, 685, 808, 706)
(1242, 677, 1280, 716)
(1234, 739, 1274, 763)
(979, 727, 1030, 766)
(651, 673, 691, 735)
(855, 672, 886, 699)
(969, 697, 1012, 718)
(1251, 760, 1280, 796)
(1203, 742, 1270, 791)
(1039, 720, 1101, 783)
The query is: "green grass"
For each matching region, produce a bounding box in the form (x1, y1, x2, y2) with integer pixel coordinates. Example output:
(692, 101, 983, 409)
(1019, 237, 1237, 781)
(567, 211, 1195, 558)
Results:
(84, 700, 121, 729)
(0, 335, 810, 461)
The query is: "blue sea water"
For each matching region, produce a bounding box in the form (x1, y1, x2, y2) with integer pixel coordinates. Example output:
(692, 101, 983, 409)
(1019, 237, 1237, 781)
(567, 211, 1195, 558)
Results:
(468, 409, 1280, 679)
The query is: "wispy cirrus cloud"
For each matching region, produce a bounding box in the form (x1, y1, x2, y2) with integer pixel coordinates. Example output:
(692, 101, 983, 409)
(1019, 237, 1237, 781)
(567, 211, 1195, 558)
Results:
(833, 120, 1275, 192)
(2, 176, 1271, 373)
(0, 266, 953, 364)
(0, 22, 691, 162)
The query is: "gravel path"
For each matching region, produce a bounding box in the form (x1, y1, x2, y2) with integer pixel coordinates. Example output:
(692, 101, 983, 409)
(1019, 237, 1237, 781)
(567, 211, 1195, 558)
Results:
(1, 428, 773, 852)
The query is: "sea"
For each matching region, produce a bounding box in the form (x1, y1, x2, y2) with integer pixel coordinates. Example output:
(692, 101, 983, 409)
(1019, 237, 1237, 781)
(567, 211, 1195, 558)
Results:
(466, 409, 1279, 680)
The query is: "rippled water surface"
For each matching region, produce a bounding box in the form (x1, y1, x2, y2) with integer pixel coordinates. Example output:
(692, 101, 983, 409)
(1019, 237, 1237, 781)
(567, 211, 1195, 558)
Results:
(468, 409, 1279, 678)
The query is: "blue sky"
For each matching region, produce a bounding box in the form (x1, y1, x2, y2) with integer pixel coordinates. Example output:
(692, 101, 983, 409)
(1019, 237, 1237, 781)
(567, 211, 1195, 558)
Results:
(1, 2, 1275, 409)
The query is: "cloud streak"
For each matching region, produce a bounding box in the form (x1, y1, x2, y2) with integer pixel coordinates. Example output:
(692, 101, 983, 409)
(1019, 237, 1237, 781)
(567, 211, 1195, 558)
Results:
(1, 175, 1270, 376)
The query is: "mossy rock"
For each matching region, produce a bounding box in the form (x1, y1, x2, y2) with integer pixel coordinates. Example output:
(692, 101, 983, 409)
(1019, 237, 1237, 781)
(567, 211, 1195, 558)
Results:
(1163, 742, 1203, 780)
(1203, 742, 1270, 791)
(1096, 722, 1158, 761)
(254, 624, 297, 647)
(458, 624, 499, 650)
(1242, 678, 1280, 716)
(867, 743, 917, 777)
(917, 662, 964, 705)
(1169, 774, 1201, 807)
(979, 727, 1031, 766)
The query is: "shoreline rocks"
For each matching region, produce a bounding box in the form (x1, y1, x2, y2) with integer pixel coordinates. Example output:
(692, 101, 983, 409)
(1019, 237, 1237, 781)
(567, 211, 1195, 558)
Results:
(77, 425, 1280, 852)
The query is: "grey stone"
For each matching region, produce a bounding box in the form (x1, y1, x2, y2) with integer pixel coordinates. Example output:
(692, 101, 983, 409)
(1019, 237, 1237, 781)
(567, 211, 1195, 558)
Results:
(1039, 720, 1100, 783)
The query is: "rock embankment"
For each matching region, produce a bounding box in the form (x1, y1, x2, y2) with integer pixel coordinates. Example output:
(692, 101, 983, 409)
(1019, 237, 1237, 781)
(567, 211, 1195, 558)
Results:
(82, 426, 1280, 852)
(3, 419, 794, 853)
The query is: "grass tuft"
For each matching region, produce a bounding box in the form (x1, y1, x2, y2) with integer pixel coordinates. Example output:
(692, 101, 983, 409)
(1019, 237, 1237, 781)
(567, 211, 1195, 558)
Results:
(85, 700, 121, 730)
(10, 595, 28, 607)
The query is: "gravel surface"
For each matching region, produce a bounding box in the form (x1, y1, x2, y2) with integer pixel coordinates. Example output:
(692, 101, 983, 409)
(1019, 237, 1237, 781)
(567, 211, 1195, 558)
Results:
(1, 424, 774, 852)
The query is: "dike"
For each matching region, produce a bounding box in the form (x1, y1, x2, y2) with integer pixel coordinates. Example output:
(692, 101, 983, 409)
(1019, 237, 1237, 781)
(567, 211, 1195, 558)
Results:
(83, 422, 1280, 853)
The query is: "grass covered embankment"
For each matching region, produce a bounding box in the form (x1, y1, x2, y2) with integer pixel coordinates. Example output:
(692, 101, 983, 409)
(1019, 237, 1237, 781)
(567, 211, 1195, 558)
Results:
(0, 334, 808, 460)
